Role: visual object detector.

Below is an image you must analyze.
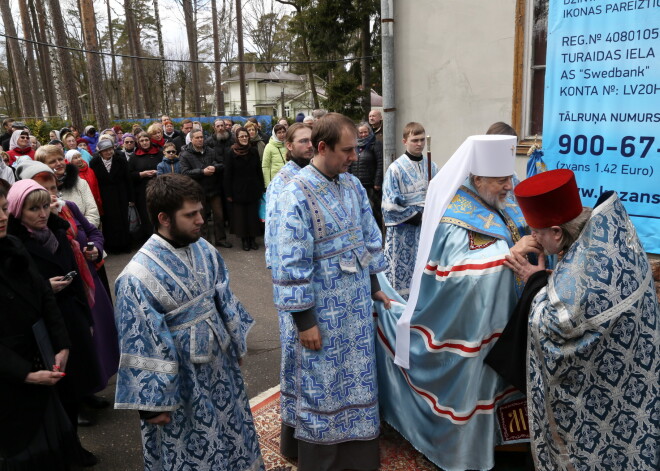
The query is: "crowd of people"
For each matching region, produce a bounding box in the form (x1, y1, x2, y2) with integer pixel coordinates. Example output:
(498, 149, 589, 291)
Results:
(0, 113, 340, 254)
(1, 109, 658, 471)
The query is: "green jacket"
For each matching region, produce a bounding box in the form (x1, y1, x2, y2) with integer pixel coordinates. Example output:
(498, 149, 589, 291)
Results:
(261, 136, 287, 187)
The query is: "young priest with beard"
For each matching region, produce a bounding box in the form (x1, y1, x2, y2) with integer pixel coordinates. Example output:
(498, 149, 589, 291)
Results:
(264, 123, 313, 268)
(113, 174, 264, 471)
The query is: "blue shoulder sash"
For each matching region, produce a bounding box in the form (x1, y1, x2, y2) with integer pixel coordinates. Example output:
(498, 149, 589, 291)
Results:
(441, 186, 526, 246)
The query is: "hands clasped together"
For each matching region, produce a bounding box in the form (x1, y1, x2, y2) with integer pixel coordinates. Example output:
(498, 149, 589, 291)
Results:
(504, 235, 550, 283)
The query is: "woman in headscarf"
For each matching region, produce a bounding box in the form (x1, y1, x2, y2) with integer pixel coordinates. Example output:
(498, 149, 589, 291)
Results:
(66, 149, 102, 214)
(120, 133, 137, 161)
(63, 132, 93, 163)
(32, 145, 100, 228)
(261, 123, 287, 187)
(224, 127, 264, 251)
(7, 179, 102, 466)
(31, 168, 119, 409)
(128, 131, 161, 241)
(7, 129, 35, 165)
(0, 150, 15, 184)
(89, 139, 131, 253)
(0, 181, 79, 470)
(81, 126, 99, 153)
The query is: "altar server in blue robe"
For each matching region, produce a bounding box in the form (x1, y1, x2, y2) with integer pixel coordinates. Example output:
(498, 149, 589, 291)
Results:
(502, 169, 660, 471)
(270, 113, 390, 471)
(376, 135, 533, 471)
(382, 122, 438, 299)
(114, 174, 264, 471)
(264, 123, 313, 269)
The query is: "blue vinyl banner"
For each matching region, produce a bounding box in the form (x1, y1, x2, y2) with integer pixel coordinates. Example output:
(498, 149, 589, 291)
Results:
(543, 0, 660, 253)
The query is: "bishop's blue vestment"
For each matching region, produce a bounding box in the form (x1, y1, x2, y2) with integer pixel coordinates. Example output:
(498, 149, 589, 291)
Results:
(382, 154, 438, 299)
(528, 193, 660, 471)
(376, 184, 528, 471)
(270, 164, 386, 447)
(114, 235, 264, 471)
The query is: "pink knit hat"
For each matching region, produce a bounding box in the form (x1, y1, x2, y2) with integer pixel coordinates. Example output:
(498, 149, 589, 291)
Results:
(7, 179, 49, 219)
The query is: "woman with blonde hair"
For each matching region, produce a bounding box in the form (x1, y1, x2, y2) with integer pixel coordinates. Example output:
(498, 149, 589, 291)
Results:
(33, 145, 100, 227)
(147, 123, 165, 149)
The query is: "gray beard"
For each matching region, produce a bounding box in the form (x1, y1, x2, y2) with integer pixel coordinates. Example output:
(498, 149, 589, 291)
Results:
(480, 191, 508, 211)
(215, 131, 229, 141)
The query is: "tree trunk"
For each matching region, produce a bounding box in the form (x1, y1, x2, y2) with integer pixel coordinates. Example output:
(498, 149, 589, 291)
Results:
(0, 0, 37, 119)
(211, 0, 224, 115)
(80, 0, 110, 128)
(17, 0, 43, 118)
(301, 36, 319, 109)
(179, 71, 187, 116)
(46, 0, 84, 128)
(181, 0, 201, 116)
(152, 0, 168, 114)
(360, 13, 371, 120)
(96, 27, 113, 118)
(276, 1, 319, 109)
(124, 0, 145, 117)
(236, 0, 248, 116)
(29, 0, 57, 116)
(105, 0, 122, 119)
(28, 0, 56, 116)
(5, 44, 18, 116)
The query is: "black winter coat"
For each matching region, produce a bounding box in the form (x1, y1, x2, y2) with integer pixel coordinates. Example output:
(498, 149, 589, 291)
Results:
(349, 140, 384, 188)
(128, 150, 162, 239)
(180, 144, 224, 196)
(205, 134, 234, 168)
(89, 154, 132, 252)
(224, 147, 265, 203)
(0, 235, 71, 455)
(172, 134, 186, 153)
(7, 215, 102, 400)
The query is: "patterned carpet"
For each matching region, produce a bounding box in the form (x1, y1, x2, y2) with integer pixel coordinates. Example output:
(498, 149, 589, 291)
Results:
(249, 385, 439, 471)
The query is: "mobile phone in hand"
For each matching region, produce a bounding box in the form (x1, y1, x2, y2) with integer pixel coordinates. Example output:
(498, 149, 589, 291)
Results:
(62, 271, 77, 282)
(86, 242, 95, 251)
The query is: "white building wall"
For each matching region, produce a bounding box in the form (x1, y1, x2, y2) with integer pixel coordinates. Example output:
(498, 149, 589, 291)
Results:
(394, 0, 524, 173)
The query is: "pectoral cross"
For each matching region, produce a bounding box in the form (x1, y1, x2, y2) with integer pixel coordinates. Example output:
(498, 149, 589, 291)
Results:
(477, 213, 501, 229)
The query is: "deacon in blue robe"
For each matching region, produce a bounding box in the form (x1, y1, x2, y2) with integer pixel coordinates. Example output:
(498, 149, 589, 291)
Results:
(382, 152, 438, 299)
(265, 123, 314, 270)
(376, 182, 528, 471)
(265, 160, 303, 269)
(114, 234, 264, 471)
(270, 162, 387, 466)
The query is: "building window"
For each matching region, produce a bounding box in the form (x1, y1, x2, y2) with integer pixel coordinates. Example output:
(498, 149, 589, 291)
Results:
(284, 106, 291, 118)
(513, 0, 548, 142)
(527, 0, 548, 137)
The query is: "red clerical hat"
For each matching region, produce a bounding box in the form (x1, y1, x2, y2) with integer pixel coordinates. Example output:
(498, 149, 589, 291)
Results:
(514, 169, 583, 228)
